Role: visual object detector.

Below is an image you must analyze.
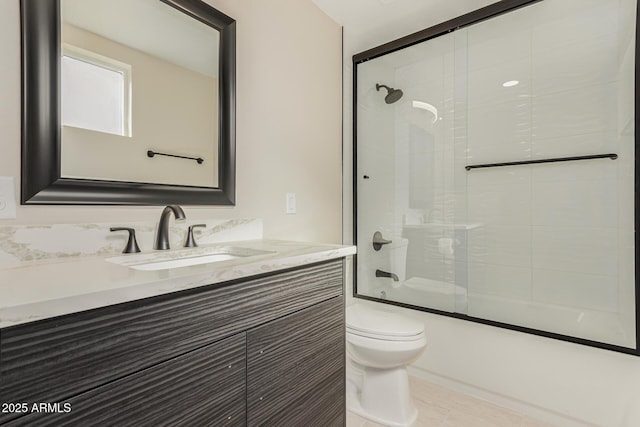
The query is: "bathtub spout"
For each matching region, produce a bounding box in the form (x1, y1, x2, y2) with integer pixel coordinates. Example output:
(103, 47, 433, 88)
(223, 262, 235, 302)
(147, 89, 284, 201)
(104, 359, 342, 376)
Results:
(376, 269, 399, 281)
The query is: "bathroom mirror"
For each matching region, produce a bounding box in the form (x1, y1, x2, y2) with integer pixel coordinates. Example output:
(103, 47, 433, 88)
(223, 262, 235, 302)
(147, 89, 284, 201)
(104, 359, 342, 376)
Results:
(20, 0, 236, 205)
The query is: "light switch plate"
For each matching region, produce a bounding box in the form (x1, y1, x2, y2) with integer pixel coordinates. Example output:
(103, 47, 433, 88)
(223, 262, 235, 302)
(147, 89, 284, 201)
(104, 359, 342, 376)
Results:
(286, 193, 296, 214)
(0, 177, 17, 219)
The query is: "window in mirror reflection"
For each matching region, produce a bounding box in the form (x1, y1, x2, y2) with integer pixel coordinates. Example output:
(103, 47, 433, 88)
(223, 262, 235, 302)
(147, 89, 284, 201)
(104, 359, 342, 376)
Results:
(61, 45, 131, 137)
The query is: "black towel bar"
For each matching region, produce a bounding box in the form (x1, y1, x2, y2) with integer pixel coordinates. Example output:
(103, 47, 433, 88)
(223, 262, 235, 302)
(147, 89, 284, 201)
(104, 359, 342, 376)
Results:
(147, 150, 204, 164)
(465, 153, 617, 171)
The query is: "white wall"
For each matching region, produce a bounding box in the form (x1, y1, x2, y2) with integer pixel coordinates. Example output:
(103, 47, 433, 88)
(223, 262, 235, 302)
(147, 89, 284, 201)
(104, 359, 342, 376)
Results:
(0, 0, 342, 244)
(344, 0, 640, 426)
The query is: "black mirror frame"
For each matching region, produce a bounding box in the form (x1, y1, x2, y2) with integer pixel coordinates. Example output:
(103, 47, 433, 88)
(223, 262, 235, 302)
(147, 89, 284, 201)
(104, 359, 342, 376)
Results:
(20, 0, 236, 205)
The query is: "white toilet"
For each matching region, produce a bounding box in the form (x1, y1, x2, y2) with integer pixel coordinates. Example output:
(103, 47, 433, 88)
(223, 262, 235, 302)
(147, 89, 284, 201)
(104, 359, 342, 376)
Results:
(346, 304, 426, 427)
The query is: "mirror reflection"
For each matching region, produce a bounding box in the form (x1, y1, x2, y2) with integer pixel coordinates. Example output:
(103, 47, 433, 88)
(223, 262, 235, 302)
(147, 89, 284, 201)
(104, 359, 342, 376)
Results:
(60, 0, 220, 187)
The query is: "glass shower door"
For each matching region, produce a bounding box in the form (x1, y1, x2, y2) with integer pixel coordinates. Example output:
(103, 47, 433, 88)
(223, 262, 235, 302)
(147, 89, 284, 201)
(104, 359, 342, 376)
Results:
(354, 0, 637, 352)
(356, 31, 465, 314)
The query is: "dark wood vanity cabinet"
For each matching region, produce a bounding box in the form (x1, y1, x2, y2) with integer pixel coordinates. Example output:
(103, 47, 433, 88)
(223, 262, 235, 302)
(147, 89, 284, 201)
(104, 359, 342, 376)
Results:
(0, 259, 345, 427)
(4, 334, 248, 427)
(247, 297, 344, 426)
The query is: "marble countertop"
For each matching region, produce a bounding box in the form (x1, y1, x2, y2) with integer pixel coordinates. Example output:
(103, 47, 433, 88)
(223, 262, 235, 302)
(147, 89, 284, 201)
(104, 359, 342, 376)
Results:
(0, 240, 356, 329)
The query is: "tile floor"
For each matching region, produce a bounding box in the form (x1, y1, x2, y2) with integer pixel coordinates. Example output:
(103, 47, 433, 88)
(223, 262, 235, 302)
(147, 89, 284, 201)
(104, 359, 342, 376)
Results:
(346, 377, 558, 427)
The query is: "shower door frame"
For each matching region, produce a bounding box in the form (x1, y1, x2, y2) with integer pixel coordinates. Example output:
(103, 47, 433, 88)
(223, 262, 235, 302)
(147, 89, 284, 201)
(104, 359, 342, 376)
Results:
(352, 0, 640, 356)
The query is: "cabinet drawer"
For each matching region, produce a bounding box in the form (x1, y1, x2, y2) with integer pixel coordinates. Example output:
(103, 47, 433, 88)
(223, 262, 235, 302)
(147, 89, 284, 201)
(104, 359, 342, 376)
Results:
(5, 333, 246, 427)
(246, 296, 345, 427)
(0, 259, 343, 424)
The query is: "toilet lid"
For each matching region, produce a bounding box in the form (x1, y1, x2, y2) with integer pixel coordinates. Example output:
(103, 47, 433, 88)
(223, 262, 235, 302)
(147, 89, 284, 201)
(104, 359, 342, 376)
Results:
(346, 304, 424, 339)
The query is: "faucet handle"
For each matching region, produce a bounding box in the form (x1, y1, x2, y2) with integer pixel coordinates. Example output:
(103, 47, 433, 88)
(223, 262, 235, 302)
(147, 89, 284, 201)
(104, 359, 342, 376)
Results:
(184, 224, 206, 248)
(372, 231, 392, 251)
(110, 227, 141, 254)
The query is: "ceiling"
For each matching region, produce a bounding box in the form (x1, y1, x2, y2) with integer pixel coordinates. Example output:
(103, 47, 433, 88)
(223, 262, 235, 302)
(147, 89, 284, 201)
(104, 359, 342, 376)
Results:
(62, 0, 219, 77)
(312, 0, 501, 53)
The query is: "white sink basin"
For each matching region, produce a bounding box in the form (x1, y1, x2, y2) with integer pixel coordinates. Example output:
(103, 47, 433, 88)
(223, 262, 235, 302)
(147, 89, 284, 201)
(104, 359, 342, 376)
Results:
(106, 246, 274, 271)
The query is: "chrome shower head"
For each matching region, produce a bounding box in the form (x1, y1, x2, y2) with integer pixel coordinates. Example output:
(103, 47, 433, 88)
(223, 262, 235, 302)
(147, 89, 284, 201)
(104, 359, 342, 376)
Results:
(376, 83, 403, 104)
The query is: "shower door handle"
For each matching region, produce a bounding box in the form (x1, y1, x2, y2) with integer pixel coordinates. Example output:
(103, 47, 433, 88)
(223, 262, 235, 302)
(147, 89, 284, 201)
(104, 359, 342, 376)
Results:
(372, 231, 392, 251)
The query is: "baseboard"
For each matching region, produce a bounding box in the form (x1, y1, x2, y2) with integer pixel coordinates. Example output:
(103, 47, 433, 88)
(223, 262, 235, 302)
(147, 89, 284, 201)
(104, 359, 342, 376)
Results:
(407, 366, 598, 427)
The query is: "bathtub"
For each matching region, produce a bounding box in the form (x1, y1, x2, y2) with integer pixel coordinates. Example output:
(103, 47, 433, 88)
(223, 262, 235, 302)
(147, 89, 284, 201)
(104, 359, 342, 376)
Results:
(379, 278, 633, 348)
(382, 277, 468, 313)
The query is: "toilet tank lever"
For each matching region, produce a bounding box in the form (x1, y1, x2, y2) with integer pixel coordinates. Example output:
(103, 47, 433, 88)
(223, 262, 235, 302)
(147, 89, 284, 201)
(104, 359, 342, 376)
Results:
(372, 231, 392, 251)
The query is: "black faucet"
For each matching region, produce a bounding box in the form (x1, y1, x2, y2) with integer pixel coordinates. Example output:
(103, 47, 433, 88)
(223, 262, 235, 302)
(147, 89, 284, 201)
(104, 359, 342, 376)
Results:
(376, 269, 399, 281)
(153, 205, 186, 250)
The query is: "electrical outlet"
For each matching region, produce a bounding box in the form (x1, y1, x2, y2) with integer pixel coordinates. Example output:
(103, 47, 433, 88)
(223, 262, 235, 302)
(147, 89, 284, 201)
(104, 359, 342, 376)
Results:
(286, 193, 296, 214)
(0, 177, 17, 219)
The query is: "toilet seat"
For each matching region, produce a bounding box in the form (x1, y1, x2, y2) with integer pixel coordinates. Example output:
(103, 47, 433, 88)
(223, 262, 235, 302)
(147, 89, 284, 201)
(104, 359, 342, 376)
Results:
(346, 304, 424, 341)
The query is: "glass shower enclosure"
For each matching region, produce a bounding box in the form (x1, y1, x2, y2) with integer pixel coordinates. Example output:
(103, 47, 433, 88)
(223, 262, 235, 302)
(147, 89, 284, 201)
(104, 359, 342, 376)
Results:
(353, 0, 638, 353)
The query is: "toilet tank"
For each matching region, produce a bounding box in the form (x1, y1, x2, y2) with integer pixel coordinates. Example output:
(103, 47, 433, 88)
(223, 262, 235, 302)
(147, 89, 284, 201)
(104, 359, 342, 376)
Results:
(389, 238, 408, 282)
